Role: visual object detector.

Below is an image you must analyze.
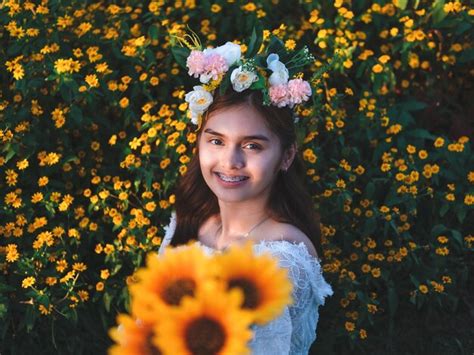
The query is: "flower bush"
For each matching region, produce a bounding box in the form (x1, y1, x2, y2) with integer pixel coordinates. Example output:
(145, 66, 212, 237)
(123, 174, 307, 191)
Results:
(0, 0, 472, 354)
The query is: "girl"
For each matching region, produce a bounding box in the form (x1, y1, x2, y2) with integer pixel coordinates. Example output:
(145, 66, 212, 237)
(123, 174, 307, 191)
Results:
(159, 89, 333, 354)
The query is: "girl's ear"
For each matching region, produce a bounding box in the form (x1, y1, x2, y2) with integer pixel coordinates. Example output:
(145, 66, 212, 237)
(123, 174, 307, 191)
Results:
(280, 143, 297, 171)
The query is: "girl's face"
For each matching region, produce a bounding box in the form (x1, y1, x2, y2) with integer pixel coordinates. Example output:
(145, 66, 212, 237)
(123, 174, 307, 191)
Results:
(198, 104, 290, 204)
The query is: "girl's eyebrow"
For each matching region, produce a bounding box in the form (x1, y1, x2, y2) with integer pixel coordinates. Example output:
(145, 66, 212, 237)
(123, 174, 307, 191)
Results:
(203, 128, 270, 142)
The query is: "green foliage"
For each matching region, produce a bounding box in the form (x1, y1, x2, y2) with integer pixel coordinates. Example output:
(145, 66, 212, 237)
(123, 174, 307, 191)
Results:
(0, 0, 473, 354)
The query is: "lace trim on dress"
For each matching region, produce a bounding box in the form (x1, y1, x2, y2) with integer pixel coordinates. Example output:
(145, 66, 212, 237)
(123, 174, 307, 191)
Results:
(158, 211, 176, 255)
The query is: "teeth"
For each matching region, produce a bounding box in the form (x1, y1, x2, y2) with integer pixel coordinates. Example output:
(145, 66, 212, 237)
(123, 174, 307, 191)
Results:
(217, 173, 248, 182)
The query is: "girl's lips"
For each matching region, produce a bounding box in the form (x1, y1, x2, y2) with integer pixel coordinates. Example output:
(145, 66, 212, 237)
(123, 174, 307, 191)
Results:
(215, 172, 249, 179)
(214, 172, 249, 187)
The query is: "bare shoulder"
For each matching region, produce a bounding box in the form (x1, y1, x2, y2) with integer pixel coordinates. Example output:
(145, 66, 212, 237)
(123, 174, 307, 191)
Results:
(265, 221, 319, 259)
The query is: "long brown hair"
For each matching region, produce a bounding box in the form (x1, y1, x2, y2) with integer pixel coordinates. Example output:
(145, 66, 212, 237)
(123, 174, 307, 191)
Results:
(170, 90, 322, 257)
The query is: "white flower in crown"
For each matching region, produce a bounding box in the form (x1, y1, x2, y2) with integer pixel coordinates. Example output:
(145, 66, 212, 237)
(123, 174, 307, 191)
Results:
(205, 42, 241, 67)
(266, 53, 289, 86)
(230, 66, 258, 92)
(185, 86, 214, 125)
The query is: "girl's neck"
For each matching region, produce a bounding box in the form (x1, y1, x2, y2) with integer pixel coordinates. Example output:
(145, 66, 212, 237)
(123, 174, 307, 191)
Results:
(216, 199, 270, 242)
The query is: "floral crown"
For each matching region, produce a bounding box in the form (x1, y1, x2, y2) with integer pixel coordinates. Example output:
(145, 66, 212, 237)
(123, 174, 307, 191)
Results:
(171, 29, 317, 127)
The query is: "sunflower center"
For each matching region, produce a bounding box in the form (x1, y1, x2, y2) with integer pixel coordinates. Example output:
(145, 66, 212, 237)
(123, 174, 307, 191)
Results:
(228, 277, 260, 309)
(185, 316, 226, 355)
(162, 278, 196, 305)
(145, 332, 162, 355)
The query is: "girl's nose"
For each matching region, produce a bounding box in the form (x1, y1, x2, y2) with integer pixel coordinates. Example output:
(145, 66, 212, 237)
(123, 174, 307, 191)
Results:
(221, 145, 245, 170)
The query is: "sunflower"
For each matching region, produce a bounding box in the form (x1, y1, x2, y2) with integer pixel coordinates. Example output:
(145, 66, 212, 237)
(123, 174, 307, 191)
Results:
(153, 281, 252, 355)
(109, 314, 162, 355)
(214, 241, 293, 325)
(130, 243, 218, 322)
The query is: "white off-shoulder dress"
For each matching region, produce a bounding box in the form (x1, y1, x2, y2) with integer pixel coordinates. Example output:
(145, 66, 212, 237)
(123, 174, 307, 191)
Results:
(158, 213, 333, 355)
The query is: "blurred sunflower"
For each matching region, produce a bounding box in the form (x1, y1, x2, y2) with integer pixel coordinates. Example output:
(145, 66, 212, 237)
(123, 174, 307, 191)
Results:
(109, 314, 162, 355)
(130, 243, 218, 321)
(214, 242, 293, 325)
(153, 281, 252, 355)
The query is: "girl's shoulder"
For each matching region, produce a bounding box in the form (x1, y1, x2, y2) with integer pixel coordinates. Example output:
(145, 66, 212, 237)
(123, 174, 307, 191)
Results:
(254, 220, 319, 259)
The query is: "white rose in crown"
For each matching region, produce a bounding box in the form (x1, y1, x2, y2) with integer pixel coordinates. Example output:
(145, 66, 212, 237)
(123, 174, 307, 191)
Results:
(266, 53, 289, 86)
(185, 86, 214, 124)
(207, 42, 242, 66)
(230, 66, 258, 92)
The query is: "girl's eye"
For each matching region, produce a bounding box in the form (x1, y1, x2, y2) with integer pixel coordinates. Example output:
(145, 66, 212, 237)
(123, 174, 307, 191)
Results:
(208, 139, 260, 150)
(209, 138, 223, 145)
(244, 143, 261, 150)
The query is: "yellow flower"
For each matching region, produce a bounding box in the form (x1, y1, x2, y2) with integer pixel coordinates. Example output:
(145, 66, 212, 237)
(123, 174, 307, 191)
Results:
(73, 263, 87, 272)
(406, 145, 416, 154)
(153, 282, 252, 355)
(285, 39, 296, 51)
(179, 165, 187, 175)
(367, 304, 378, 314)
(419, 284, 428, 294)
(95, 244, 103, 254)
(211, 4, 221, 13)
(214, 242, 293, 325)
(160, 158, 171, 169)
(464, 194, 474, 205)
(355, 165, 365, 175)
(418, 150, 428, 159)
(431, 281, 445, 293)
(30, 192, 43, 203)
(371, 268, 381, 278)
(381, 162, 391, 172)
(6, 244, 20, 262)
(372, 64, 383, 73)
(437, 235, 449, 244)
(43, 276, 56, 286)
(85, 74, 99, 87)
(109, 315, 162, 355)
(22, 276, 36, 288)
(96, 282, 105, 291)
(101, 269, 110, 280)
(39, 304, 52, 315)
(145, 201, 156, 212)
(442, 276, 452, 284)
(378, 55, 390, 64)
(345, 321, 355, 332)
(119, 97, 129, 108)
(435, 247, 449, 256)
(104, 244, 115, 254)
(130, 244, 217, 322)
(242, 2, 257, 11)
(150, 76, 159, 86)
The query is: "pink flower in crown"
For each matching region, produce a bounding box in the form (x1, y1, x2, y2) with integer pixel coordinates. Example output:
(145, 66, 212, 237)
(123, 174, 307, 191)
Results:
(186, 50, 207, 78)
(269, 84, 290, 108)
(201, 53, 228, 83)
(287, 78, 312, 105)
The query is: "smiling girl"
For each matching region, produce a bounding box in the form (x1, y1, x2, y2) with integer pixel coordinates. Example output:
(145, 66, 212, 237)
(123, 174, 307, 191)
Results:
(159, 89, 333, 354)
(157, 35, 333, 353)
